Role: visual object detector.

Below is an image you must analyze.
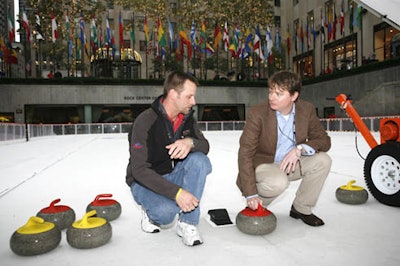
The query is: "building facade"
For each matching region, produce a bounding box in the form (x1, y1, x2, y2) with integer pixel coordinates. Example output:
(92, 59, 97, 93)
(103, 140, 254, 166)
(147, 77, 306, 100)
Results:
(3, 0, 399, 80)
(276, 0, 399, 79)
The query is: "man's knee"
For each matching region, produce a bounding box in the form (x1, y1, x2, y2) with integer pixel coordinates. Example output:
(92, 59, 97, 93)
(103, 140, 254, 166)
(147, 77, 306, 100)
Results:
(148, 204, 177, 225)
(187, 152, 212, 173)
(257, 178, 289, 198)
(314, 152, 332, 170)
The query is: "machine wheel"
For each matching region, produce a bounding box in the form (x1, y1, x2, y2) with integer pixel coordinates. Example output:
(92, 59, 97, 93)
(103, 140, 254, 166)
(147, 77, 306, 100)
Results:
(364, 142, 400, 207)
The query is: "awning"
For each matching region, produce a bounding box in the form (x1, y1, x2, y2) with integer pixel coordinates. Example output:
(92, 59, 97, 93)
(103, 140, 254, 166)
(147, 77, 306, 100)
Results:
(354, 0, 400, 30)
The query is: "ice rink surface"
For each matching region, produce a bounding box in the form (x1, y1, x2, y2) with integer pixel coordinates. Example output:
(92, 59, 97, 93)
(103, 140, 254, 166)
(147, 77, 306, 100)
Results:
(0, 131, 399, 266)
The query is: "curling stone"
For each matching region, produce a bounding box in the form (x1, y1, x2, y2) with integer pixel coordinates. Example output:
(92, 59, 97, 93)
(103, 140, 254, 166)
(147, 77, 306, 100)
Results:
(236, 204, 277, 235)
(10, 216, 61, 256)
(86, 194, 121, 221)
(67, 210, 112, 249)
(36, 198, 76, 230)
(336, 180, 369, 205)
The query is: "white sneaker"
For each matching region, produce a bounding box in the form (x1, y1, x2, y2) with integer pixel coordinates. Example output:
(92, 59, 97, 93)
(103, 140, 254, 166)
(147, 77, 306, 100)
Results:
(176, 221, 203, 246)
(141, 209, 160, 233)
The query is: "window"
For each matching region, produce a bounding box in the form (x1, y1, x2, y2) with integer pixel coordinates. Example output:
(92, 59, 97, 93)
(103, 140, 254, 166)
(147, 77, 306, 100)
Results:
(323, 34, 357, 73)
(109, 19, 115, 32)
(274, 16, 281, 28)
(139, 40, 147, 52)
(374, 23, 399, 61)
(293, 51, 314, 78)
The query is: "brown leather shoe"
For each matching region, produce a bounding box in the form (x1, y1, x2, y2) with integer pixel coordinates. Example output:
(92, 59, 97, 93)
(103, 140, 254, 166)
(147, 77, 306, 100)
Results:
(290, 206, 324, 226)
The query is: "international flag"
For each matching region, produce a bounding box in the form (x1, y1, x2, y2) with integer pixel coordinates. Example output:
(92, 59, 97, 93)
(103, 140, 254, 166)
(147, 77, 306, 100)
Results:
(228, 23, 239, 57)
(244, 28, 252, 54)
(90, 15, 98, 49)
(299, 22, 304, 52)
(286, 24, 291, 56)
(275, 28, 281, 53)
(200, 20, 207, 52)
(22, 10, 32, 43)
(332, 3, 337, 40)
(179, 21, 190, 46)
(119, 12, 124, 49)
(106, 15, 111, 46)
(66, 14, 72, 59)
(144, 15, 149, 42)
(190, 20, 197, 50)
(340, 0, 345, 35)
(306, 19, 310, 50)
(223, 22, 230, 52)
(179, 21, 192, 60)
(205, 42, 215, 55)
(266, 26, 273, 58)
(51, 12, 58, 43)
(7, 6, 15, 43)
(157, 17, 167, 58)
(353, 4, 362, 29)
(1, 37, 18, 64)
(167, 17, 175, 50)
(35, 14, 44, 40)
(253, 25, 265, 61)
(320, 9, 326, 43)
(213, 23, 222, 50)
(240, 41, 248, 60)
(147, 31, 153, 55)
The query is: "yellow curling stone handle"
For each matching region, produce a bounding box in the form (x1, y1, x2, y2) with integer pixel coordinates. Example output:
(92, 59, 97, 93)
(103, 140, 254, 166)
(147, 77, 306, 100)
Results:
(72, 210, 107, 229)
(17, 216, 55, 234)
(340, 180, 364, 191)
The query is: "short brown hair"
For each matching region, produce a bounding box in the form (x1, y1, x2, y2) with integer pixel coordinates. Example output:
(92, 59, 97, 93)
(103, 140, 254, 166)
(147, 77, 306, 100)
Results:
(163, 71, 199, 96)
(268, 70, 301, 95)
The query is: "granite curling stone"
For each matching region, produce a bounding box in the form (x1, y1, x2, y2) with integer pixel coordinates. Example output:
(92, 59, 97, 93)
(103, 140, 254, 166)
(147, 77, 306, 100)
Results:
(37, 198, 76, 230)
(67, 210, 112, 249)
(336, 180, 369, 205)
(236, 204, 277, 235)
(86, 194, 121, 221)
(10, 216, 61, 256)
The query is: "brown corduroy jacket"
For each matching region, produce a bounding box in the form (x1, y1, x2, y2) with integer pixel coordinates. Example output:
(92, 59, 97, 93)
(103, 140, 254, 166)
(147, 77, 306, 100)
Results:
(236, 98, 331, 197)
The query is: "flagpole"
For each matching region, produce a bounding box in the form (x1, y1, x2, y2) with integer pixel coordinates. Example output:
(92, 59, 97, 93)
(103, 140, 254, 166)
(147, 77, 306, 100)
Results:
(146, 48, 148, 79)
(53, 45, 55, 75)
(38, 40, 42, 78)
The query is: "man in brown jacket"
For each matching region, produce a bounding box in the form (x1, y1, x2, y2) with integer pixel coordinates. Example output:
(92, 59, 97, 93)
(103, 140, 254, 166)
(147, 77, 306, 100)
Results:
(236, 70, 331, 226)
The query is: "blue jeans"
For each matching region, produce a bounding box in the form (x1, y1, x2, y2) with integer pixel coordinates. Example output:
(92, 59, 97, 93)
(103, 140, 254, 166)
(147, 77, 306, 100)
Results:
(131, 152, 212, 226)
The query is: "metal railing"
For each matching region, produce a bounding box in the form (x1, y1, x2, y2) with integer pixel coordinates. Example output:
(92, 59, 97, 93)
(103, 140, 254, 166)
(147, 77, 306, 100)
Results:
(0, 116, 397, 142)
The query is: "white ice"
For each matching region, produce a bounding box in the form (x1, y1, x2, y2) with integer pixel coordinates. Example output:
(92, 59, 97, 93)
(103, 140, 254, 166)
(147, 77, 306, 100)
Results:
(0, 131, 399, 266)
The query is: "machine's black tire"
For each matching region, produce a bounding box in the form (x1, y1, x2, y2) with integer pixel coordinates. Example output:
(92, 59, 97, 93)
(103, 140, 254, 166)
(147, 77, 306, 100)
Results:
(364, 142, 400, 207)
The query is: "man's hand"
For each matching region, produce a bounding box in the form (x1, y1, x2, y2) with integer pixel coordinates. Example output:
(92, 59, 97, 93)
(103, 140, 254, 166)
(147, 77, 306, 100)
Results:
(246, 196, 263, 210)
(280, 147, 300, 174)
(166, 138, 193, 159)
(176, 189, 199, 212)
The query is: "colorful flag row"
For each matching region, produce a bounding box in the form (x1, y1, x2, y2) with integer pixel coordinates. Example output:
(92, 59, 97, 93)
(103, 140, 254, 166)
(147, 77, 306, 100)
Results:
(4, 10, 286, 63)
